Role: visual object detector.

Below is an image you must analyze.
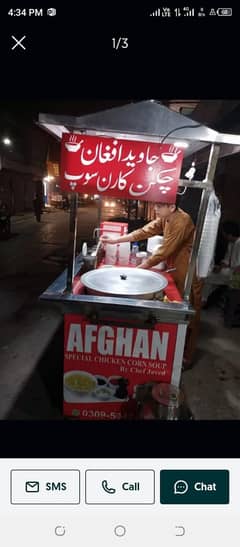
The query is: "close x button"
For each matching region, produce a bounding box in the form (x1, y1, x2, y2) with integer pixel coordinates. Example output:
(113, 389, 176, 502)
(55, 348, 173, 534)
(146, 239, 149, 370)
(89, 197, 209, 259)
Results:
(11, 35, 26, 51)
(160, 470, 229, 504)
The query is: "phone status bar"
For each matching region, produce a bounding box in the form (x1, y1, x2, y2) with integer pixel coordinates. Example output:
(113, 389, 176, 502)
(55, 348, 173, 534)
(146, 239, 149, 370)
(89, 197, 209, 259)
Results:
(149, 7, 233, 18)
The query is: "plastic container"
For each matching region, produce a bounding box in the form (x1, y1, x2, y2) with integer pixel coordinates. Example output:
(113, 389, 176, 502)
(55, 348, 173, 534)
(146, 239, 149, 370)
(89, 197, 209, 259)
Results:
(147, 235, 164, 254)
(147, 237, 166, 270)
(150, 244, 166, 270)
(152, 261, 166, 271)
(81, 242, 88, 256)
(104, 233, 118, 265)
(197, 190, 221, 278)
(118, 241, 131, 265)
(129, 243, 139, 265)
(136, 251, 148, 265)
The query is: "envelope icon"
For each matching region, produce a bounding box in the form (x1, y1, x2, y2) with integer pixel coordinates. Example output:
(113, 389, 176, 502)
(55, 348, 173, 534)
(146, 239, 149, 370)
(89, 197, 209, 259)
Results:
(25, 481, 40, 493)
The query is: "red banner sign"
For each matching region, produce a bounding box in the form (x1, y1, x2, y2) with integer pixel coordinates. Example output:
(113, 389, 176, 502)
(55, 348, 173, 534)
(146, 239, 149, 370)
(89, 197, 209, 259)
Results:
(63, 314, 178, 420)
(60, 134, 184, 203)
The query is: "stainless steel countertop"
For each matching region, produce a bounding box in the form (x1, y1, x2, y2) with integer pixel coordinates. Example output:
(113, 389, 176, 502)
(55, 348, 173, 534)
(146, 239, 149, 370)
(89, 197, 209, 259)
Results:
(39, 253, 195, 324)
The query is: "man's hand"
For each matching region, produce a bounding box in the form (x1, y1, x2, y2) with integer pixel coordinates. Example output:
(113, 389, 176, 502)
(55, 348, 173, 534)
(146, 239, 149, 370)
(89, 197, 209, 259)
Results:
(137, 261, 150, 269)
(100, 236, 119, 244)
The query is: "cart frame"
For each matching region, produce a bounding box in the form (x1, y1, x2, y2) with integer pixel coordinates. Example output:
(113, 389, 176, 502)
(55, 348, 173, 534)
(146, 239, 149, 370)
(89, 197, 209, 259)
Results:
(38, 101, 240, 390)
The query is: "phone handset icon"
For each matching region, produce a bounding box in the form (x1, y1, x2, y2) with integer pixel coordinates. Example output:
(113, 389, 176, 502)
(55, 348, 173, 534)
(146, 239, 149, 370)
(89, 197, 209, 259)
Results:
(101, 480, 116, 494)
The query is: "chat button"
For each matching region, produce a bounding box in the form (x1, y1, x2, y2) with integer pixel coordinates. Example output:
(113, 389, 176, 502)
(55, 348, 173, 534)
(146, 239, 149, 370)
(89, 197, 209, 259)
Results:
(160, 470, 229, 504)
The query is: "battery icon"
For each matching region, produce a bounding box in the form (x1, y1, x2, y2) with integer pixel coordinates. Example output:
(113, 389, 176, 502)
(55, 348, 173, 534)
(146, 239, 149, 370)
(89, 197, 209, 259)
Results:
(217, 8, 232, 15)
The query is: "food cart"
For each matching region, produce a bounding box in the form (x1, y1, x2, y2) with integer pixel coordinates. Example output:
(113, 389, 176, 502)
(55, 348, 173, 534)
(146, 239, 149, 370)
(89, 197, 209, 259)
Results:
(38, 100, 240, 420)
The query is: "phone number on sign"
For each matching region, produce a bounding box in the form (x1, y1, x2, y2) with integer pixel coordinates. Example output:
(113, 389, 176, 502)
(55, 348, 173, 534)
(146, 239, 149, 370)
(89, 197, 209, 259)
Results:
(72, 409, 121, 420)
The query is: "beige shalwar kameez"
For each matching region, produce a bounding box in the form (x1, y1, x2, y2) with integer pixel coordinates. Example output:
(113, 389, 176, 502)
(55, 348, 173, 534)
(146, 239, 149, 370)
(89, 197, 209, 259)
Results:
(130, 208, 203, 364)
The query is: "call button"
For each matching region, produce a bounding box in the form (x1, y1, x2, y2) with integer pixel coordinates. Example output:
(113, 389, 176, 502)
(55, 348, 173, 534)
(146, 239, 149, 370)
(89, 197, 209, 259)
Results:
(160, 470, 229, 504)
(86, 470, 155, 504)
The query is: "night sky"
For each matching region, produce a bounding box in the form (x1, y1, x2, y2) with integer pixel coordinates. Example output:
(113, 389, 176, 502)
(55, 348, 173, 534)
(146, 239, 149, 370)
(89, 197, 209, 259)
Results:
(0, 100, 130, 124)
(1, 99, 240, 133)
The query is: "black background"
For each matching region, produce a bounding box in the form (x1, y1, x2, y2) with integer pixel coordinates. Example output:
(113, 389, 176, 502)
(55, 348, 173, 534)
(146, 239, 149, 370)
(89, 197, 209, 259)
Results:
(0, 421, 238, 457)
(0, 4, 239, 458)
(0, 5, 238, 99)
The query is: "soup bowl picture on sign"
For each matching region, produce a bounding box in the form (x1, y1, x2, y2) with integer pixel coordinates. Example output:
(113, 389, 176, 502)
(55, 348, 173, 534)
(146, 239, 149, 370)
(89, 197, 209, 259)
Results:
(64, 370, 97, 394)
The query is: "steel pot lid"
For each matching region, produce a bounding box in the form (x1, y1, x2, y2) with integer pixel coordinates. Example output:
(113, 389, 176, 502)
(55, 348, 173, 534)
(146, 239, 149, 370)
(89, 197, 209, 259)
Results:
(81, 267, 168, 296)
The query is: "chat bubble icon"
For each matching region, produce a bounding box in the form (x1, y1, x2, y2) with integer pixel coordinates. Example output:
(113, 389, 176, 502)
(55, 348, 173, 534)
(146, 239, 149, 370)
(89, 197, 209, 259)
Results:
(173, 480, 189, 495)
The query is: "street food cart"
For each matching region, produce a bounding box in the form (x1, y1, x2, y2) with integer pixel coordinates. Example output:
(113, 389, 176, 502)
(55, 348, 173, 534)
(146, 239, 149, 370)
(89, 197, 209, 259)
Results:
(38, 100, 240, 420)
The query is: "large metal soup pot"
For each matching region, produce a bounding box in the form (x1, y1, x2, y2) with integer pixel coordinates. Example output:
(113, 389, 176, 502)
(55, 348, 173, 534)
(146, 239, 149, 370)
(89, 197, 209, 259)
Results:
(80, 267, 168, 300)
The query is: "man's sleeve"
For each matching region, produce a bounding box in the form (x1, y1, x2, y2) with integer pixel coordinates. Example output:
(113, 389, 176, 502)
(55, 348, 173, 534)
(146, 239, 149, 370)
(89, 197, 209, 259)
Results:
(143, 217, 190, 268)
(131, 219, 163, 242)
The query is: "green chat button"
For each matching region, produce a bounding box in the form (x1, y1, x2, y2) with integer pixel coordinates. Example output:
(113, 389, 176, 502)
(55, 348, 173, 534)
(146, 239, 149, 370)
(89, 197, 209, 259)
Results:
(160, 470, 229, 504)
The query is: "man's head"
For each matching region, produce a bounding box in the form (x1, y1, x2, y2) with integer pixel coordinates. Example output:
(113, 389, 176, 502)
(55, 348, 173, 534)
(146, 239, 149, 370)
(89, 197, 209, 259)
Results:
(154, 202, 177, 219)
(222, 221, 240, 242)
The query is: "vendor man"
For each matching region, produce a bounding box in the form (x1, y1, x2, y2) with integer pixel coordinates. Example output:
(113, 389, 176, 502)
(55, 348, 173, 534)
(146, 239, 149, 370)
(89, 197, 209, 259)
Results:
(100, 201, 203, 369)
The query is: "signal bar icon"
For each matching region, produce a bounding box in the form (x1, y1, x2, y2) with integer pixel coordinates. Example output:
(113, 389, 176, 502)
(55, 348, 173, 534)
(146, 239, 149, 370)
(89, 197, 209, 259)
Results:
(150, 8, 161, 16)
(149, 7, 171, 16)
(183, 7, 195, 16)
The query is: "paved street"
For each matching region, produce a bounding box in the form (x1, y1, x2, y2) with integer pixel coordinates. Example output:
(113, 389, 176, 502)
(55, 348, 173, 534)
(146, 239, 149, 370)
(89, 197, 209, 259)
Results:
(0, 205, 99, 419)
(1, 204, 99, 278)
(0, 206, 240, 420)
(183, 307, 240, 419)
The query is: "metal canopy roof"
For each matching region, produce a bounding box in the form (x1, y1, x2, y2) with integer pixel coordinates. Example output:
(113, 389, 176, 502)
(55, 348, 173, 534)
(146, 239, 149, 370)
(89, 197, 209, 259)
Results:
(38, 100, 240, 159)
